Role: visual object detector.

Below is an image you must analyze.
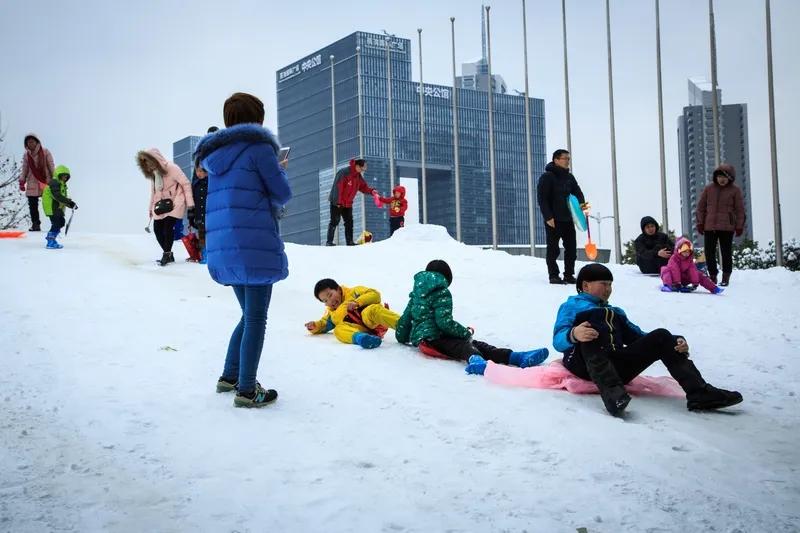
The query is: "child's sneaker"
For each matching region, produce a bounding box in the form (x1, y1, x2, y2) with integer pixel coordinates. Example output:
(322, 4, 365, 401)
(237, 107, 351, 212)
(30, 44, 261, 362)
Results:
(686, 384, 742, 411)
(216, 376, 237, 393)
(660, 284, 673, 292)
(511, 348, 549, 368)
(711, 286, 725, 295)
(234, 383, 278, 408)
(465, 355, 488, 375)
(353, 332, 382, 349)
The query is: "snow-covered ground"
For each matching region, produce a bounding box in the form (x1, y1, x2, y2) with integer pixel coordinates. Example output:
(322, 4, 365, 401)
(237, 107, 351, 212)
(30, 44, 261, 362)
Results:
(1, 225, 798, 533)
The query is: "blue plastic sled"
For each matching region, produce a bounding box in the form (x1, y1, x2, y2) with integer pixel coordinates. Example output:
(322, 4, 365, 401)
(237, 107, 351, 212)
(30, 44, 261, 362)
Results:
(568, 194, 587, 231)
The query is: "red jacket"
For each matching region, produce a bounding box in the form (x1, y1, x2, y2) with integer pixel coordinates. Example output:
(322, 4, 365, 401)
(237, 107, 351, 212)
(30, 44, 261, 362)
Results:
(379, 185, 408, 217)
(328, 159, 374, 208)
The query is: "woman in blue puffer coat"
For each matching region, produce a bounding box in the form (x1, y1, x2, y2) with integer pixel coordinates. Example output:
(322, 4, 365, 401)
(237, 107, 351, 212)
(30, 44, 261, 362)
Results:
(193, 92, 292, 408)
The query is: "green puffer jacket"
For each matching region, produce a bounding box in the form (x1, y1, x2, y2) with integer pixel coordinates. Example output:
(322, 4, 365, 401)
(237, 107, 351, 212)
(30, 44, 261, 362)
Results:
(43, 165, 73, 216)
(395, 271, 471, 346)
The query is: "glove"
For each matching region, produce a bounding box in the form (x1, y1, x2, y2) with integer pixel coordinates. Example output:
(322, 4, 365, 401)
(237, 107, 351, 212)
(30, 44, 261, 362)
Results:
(735, 228, 743, 237)
(68, 200, 77, 209)
(19, 180, 25, 192)
(696, 223, 704, 235)
(465, 355, 488, 376)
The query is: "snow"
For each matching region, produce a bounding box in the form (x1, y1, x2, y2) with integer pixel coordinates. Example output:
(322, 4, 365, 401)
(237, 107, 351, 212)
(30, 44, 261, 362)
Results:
(1, 225, 799, 532)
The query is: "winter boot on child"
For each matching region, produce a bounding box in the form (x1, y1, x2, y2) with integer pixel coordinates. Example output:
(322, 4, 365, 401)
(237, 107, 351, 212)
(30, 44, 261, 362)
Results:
(45, 230, 63, 249)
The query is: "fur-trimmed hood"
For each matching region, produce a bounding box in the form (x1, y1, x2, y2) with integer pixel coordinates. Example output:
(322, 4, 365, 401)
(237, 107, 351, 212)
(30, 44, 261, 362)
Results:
(193, 124, 280, 175)
(136, 148, 170, 178)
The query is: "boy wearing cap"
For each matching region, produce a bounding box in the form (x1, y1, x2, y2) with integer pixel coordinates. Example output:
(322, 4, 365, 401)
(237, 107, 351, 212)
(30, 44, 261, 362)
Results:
(552, 263, 742, 416)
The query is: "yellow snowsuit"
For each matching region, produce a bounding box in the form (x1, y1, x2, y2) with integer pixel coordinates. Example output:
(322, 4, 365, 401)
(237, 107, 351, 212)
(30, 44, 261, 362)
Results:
(310, 285, 400, 344)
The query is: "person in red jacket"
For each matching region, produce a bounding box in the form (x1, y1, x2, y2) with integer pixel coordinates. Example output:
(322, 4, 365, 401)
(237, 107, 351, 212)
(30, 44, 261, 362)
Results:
(326, 158, 378, 246)
(378, 185, 408, 236)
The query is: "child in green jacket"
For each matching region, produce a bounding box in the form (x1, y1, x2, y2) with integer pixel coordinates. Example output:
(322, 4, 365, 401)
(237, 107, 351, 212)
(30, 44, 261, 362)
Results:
(43, 165, 77, 249)
(395, 259, 549, 374)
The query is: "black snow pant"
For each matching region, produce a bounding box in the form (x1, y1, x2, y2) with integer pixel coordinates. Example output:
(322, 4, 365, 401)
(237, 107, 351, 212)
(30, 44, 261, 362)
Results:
(153, 216, 177, 253)
(48, 210, 65, 233)
(426, 336, 512, 365)
(327, 204, 354, 245)
(389, 216, 404, 236)
(704, 230, 734, 277)
(28, 196, 41, 229)
(545, 220, 577, 277)
(563, 327, 706, 396)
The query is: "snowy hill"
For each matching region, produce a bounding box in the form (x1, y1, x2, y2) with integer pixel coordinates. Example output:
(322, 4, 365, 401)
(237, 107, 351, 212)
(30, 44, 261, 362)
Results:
(1, 226, 798, 532)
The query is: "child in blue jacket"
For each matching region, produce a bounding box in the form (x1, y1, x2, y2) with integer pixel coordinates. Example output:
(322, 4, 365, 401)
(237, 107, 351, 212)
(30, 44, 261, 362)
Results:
(552, 263, 742, 416)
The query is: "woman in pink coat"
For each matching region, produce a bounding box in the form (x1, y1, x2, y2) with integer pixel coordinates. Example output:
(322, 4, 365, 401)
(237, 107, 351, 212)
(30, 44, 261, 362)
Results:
(136, 148, 194, 266)
(18, 133, 54, 232)
(660, 237, 722, 294)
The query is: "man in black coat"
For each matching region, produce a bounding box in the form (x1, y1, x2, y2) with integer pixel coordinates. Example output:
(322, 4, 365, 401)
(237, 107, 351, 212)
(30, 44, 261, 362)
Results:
(537, 149, 586, 284)
(634, 216, 673, 274)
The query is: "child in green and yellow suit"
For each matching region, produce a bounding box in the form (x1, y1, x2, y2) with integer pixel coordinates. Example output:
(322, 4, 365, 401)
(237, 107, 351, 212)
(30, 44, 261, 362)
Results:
(305, 279, 400, 349)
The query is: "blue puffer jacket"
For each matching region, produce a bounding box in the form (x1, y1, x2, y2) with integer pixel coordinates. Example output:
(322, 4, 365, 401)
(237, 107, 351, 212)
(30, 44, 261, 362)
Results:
(193, 124, 292, 286)
(552, 292, 646, 354)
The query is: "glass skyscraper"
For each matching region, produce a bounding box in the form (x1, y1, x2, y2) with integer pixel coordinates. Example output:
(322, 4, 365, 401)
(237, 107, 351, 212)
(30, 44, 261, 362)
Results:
(276, 31, 547, 246)
(173, 136, 202, 180)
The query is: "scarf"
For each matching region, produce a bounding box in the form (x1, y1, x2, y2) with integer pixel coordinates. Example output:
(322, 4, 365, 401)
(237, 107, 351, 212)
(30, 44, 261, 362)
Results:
(154, 171, 164, 192)
(26, 149, 49, 186)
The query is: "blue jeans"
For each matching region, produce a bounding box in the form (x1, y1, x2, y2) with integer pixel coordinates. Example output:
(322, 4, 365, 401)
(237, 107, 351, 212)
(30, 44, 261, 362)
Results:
(222, 285, 273, 393)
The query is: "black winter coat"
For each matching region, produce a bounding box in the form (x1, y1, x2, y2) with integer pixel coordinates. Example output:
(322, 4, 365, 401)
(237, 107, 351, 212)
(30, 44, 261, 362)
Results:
(634, 216, 673, 274)
(191, 175, 208, 231)
(537, 162, 585, 222)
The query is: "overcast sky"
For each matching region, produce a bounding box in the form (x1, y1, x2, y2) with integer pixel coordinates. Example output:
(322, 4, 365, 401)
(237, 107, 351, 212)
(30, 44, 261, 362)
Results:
(1, 0, 798, 246)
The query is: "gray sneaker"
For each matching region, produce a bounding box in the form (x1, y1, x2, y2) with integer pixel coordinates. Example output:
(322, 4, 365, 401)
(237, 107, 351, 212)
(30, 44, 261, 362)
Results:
(234, 383, 278, 408)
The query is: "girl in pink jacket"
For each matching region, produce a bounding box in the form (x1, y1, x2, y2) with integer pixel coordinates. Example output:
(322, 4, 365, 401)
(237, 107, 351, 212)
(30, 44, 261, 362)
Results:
(19, 133, 54, 232)
(660, 237, 722, 294)
(137, 148, 194, 266)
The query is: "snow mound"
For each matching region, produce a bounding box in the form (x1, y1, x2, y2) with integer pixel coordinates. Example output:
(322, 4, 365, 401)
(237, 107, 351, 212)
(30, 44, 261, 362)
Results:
(1, 229, 798, 532)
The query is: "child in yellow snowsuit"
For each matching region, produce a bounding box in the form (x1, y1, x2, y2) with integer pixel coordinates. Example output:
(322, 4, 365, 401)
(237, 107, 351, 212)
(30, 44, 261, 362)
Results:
(305, 278, 400, 349)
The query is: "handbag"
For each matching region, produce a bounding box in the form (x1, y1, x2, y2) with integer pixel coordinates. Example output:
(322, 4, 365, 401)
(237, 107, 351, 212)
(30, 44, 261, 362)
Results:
(153, 198, 174, 215)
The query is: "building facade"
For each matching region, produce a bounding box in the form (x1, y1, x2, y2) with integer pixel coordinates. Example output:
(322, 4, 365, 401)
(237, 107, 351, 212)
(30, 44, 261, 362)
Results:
(173, 136, 202, 180)
(276, 31, 547, 246)
(677, 78, 753, 246)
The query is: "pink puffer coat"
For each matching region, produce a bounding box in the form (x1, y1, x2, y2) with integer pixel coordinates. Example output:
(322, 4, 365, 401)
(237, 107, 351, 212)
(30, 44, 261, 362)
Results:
(137, 148, 194, 221)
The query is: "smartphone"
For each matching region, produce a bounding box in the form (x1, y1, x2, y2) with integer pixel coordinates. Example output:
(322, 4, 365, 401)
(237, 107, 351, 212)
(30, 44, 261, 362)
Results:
(278, 146, 291, 162)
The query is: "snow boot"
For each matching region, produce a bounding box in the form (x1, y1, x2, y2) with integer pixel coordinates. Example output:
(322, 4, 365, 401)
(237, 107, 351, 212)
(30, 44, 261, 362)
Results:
(581, 346, 630, 416)
(45, 231, 63, 249)
(465, 354, 488, 375)
(720, 272, 731, 287)
(29, 224, 41, 232)
(563, 274, 577, 284)
(549, 276, 566, 285)
(509, 348, 549, 368)
(686, 384, 742, 411)
(234, 383, 278, 408)
(353, 332, 382, 349)
(158, 251, 174, 266)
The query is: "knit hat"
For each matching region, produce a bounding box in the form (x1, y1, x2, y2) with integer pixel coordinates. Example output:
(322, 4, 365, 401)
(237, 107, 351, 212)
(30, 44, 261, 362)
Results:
(223, 92, 265, 127)
(576, 263, 613, 293)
